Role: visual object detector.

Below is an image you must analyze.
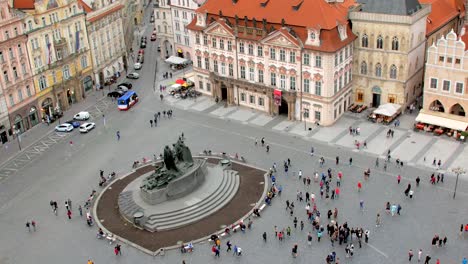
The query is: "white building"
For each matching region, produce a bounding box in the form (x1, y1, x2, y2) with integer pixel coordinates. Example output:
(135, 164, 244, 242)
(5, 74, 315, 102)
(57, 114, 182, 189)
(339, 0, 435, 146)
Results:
(79, 0, 127, 87)
(154, 0, 174, 58)
(187, 0, 356, 126)
(170, 0, 205, 61)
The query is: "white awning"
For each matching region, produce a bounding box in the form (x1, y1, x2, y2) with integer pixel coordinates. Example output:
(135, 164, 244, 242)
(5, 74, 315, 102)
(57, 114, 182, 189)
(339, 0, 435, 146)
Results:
(170, 83, 181, 88)
(373, 103, 401, 117)
(165, 56, 188, 65)
(416, 113, 468, 131)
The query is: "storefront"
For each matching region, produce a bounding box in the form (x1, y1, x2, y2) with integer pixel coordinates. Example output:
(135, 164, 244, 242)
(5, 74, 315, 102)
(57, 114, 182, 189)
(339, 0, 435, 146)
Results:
(82, 76, 93, 92)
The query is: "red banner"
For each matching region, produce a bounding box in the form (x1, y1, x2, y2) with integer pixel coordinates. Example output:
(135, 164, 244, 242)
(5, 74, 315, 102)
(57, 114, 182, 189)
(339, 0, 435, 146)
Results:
(274, 89, 282, 106)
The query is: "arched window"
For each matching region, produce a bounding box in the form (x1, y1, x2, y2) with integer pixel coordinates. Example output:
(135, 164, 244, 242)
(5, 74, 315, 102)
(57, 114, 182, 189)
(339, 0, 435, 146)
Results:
(361, 34, 368, 48)
(450, 103, 466, 116)
(360, 61, 367, 75)
(389, 65, 397, 79)
(376, 35, 383, 49)
(392, 37, 399, 51)
(38, 75, 47, 90)
(375, 63, 382, 77)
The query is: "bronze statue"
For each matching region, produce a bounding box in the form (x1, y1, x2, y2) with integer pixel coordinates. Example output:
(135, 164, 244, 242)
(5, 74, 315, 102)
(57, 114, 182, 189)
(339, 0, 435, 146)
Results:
(163, 145, 178, 172)
(141, 135, 195, 191)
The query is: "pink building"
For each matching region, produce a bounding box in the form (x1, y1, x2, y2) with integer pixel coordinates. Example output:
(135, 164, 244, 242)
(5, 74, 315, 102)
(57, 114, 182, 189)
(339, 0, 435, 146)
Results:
(0, 0, 37, 143)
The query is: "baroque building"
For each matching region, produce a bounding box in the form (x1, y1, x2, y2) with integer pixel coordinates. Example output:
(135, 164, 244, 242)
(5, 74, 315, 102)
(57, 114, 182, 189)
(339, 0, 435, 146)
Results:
(350, 0, 431, 108)
(0, 0, 36, 143)
(15, 0, 93, 121)
(187, 0, 356, 126)
(154, 0, 174, 58)
(79, 0, 126, 87)
(417, 29, 468, 131)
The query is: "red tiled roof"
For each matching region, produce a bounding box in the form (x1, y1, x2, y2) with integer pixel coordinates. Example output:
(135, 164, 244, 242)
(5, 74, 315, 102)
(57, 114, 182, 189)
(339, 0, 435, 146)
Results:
(420, 0, 465, 35)
(461, 26, 468, 50)
(197, 0, 356, 30)
(13, 0, 35, 9)
(78, 0, 93, 13)
(188, 0, 357, 52)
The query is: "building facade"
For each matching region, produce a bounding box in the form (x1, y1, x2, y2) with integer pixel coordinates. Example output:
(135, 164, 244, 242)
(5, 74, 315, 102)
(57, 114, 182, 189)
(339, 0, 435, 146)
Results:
(16, 0, 93, 121)
(0, 0, 37, 143)
(120, 0, 142, 51)
(187, 0, 356, 126)
(417, 29, 468, 131)
(170, 0, 205, 60)
(350, 0, 431, 108)
(79, 0, 126, 87)
(154, 0, 174, 58)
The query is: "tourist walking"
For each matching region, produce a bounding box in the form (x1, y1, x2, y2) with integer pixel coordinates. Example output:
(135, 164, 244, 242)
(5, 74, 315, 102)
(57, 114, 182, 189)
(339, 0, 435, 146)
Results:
(418, 249, 423, 262)
(25, 221, 31, 232)
(31, 220, 36, 231)
(409, 249, 414, 261)
(116, 131, 120, 141)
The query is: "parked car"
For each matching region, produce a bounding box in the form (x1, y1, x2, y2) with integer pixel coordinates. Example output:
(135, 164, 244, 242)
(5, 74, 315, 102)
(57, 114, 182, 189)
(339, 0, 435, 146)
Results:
(73, 111, 90, 121)
(138, 49, 145, 55)
(150, 15, 154, 23)
(134, 62, 142, 70)
(127, 72, 140, 79)
(157, 46, 161, 52)
(64, 120, 81, 128)
(79, 122, 96, 133)
(140, 41, 146, 48)
(55, 123, 74, 132)
(107, 90, 125, 98)
(151, 34, 157, 41)
(118, 82, 132, 89)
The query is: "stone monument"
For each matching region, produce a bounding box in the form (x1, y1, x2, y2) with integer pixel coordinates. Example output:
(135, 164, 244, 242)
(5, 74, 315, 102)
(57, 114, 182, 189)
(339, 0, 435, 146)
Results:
(140, 137, 207, 204)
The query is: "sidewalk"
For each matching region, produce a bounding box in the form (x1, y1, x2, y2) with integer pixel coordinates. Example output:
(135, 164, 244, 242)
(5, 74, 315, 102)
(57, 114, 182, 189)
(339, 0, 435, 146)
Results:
(0, 90, 107, 165)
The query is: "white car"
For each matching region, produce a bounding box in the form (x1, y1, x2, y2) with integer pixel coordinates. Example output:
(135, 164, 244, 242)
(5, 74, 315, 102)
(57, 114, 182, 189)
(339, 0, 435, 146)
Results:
(134, 63, 142, 70)
(55, 123, 74, 132)
(73, 111, 90, 121)
(79, 122, 96, 133)
(127, 72, 140, 79)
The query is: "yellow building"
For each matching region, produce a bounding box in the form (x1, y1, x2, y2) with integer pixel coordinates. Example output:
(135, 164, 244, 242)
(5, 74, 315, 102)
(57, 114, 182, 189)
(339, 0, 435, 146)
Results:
(14, 0, 93, 120)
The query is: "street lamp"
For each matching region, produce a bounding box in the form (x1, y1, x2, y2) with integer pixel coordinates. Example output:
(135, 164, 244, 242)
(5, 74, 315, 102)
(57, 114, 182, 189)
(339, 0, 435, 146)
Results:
(14, 129, 22, 151)
(451, 167, 465, 199)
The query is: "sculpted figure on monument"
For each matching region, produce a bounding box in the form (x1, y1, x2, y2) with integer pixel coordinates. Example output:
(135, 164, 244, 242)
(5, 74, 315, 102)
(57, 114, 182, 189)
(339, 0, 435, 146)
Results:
(163, 145, 178, 172)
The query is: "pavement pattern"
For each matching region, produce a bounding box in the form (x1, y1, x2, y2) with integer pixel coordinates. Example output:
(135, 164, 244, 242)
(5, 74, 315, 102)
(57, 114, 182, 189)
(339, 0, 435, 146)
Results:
(0, 9, 467, 264)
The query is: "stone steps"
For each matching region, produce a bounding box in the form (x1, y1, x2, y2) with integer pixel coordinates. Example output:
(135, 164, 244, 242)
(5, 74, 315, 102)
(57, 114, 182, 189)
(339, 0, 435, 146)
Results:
(144, 169, 240, 231)
(118, 191, 144, 219)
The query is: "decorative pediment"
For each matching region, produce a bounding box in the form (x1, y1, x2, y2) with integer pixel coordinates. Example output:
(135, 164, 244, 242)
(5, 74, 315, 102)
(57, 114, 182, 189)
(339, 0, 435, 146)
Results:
(248, 59, 255, 67)
(269, 65, 277, 72)
(257, 62, 264, 70)
(195, 49, 202, 56)
(239, 59, 246, 66)
(211, 53, 218, 60)
(219, 54, 225, 62)
(279, 66, 287, 75)
(313, 73, 323, 81)
(203, 51, 209, 58)
(227, 57, 234, 63)
(289, 69, 296, 76)
(303, 71, 311, 79)
(204, 21, 234, 37)
(262, 30, 300, 48)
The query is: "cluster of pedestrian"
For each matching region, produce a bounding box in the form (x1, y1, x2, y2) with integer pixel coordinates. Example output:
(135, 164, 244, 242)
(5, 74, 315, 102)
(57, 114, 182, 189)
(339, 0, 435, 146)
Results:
(349, 126, 361, 136)
(162, 72, 173, 79)
(430, 173, 444, 184)
(431, 235, 448, 247)
(386, 128, 395, 137)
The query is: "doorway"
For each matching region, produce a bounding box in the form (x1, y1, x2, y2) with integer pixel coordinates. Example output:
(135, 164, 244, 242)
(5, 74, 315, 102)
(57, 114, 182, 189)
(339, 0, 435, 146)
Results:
(0, 131, 7, 143)
(221, 84, 227, 101)
(279, 98, 288, 115)
(372, 93, 381, 108)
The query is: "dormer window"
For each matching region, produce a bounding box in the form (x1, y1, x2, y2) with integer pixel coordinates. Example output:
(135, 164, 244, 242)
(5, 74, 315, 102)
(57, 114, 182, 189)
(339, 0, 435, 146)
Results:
(307, 29, 319, 46)
(338, 25, 347, 40)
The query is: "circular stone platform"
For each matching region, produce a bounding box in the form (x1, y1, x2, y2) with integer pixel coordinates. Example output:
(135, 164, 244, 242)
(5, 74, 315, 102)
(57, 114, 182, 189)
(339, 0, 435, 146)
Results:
(95, 157, 267, 252)
(118, 160, 240, 231)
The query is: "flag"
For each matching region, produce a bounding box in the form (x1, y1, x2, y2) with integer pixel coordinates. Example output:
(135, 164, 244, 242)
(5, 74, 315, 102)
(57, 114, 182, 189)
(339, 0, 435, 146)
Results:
(46, 43, 52, 64)
(75, 31, 80, 53)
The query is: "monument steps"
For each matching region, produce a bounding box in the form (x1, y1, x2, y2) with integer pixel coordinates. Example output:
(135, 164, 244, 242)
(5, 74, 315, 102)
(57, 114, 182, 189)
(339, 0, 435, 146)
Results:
(146, 169, 229, 218)
(118, 191, 144, 217)
(144, 169, 240, 231)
